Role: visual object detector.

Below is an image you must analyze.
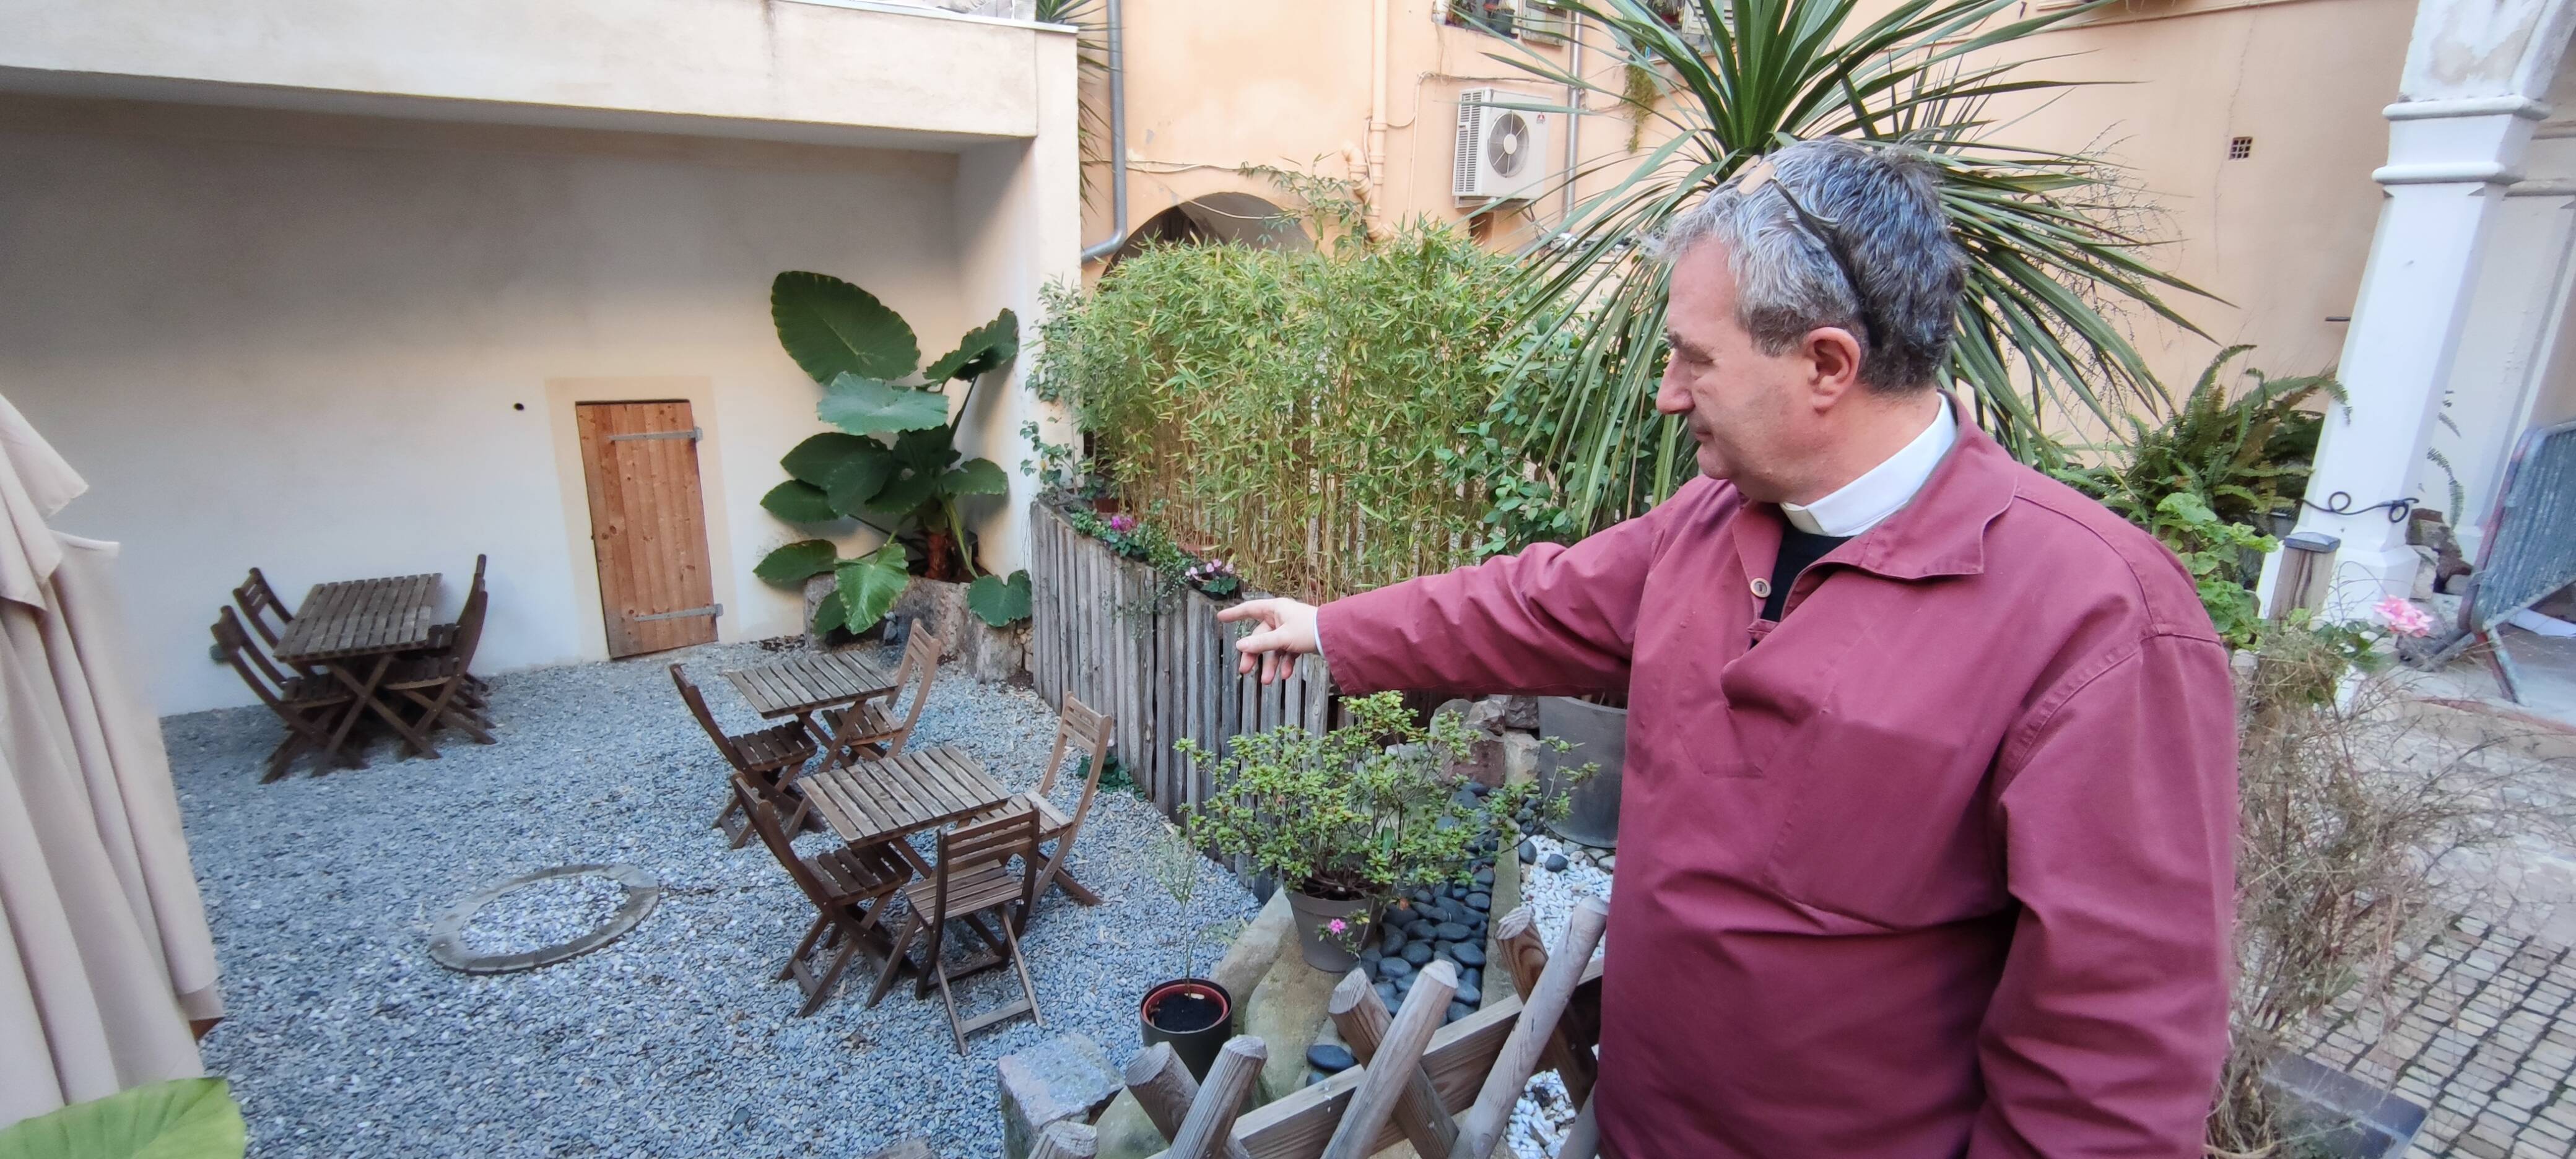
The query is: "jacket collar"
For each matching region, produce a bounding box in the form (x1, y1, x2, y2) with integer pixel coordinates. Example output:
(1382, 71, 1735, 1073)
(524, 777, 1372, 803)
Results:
(1727, 393, 2019, 593)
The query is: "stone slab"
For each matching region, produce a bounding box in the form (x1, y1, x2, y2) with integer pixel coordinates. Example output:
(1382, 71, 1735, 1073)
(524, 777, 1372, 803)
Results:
(1243, 939, 1349, 1105)
(998, 1033, 1123, 1159)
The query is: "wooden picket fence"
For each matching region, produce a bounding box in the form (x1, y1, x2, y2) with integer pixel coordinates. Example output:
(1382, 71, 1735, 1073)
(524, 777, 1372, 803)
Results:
(1027, 501, 1336, 819)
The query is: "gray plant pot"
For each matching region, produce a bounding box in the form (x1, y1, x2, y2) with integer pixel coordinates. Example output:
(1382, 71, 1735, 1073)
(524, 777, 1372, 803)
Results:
(1538, 696, 1626, 849)
(1284, 890, 1375, 973)
(2265, 1053, 2427, 1158)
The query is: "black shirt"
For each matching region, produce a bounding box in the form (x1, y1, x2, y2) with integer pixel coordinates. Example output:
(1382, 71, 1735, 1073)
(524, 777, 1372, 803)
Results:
(1762, 525, 1850, 621)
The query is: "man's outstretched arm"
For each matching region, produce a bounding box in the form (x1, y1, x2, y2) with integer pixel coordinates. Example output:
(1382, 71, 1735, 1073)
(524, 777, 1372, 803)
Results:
(1223, 487, 1687, 696)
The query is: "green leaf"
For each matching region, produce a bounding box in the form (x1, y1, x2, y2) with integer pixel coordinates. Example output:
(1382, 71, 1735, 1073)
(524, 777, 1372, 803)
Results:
(892, 425, 960, 474)
(753, 539, 839, 586)
(923, 308, 1021, 383)
(823, 453, 896, 519)
(967, 570, 1033, 627)
(809, 587, 851, 636)
(817, 374, 951, 436)
(835, 543, 913, 634)
(861, 468, 940, 524)
(940, 458, 1009, 497)
(0, 1077, 246, 1159)
(760, 480, 839, 524)
(771, 271, 918, 383)
(780, 433, 879, 487)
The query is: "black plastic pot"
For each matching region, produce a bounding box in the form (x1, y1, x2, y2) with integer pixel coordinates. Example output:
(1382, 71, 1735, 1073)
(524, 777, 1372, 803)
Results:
(1539, 695, 1627, 849)
(1140, 978, 1234, 1081)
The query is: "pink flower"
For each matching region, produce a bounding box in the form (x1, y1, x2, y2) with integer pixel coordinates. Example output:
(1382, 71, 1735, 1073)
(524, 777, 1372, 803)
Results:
(1107, 514, 1137, 534)
(2376, 596, 2435, 638)
(1326, 919, 1347, 934)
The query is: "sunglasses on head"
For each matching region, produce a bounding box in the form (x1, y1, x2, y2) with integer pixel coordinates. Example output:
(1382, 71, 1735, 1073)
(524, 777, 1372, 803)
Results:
(1732, 157, 1881, 345)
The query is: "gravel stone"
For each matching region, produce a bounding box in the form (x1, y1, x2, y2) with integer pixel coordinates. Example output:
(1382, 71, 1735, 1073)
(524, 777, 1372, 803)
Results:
(168, 640, 1253, 1159)
(1544, 853, 1569, 872)
(1307, 1044, 1356, 1074)
(456, 873, 629, 956)
(1401, 942, 1434, 967)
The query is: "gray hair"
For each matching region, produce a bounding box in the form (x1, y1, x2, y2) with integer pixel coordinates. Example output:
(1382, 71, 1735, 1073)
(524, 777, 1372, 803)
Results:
(1648, 138, 1965, 393)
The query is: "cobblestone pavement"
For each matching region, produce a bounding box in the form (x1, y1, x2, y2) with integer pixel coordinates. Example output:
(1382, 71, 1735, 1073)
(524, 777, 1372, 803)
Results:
(2299, 914, 2576, 1158)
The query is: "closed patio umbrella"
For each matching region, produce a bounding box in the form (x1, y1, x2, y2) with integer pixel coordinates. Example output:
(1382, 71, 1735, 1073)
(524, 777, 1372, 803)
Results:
(0, 392, 222, 1127)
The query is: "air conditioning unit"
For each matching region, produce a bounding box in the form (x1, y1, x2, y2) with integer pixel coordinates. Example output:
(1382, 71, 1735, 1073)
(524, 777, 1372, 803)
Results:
(1453, 87, 1552, 204)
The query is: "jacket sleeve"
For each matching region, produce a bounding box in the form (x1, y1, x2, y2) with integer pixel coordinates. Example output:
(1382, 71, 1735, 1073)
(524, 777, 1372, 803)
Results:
(1969, 631, 2237, 1158)
(1313, 490, 1686, 697)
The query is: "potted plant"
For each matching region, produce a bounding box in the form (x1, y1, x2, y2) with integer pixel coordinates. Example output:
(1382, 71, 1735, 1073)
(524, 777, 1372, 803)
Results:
(751, 271, 1020, 637)
(1178, 692, 1548, 972)
(1138, 818, 1245, 1080)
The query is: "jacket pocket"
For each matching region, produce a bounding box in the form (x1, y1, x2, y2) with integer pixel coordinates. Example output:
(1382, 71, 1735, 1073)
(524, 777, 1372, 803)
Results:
(1759, 708, 2003, 929)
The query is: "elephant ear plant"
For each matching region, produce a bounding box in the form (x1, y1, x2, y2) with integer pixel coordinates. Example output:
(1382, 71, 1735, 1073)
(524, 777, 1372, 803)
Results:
(754, 272, 1019, 635)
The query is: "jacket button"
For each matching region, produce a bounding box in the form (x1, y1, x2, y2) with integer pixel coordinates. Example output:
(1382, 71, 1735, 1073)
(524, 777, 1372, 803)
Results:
(1749, 578, 1772, 598)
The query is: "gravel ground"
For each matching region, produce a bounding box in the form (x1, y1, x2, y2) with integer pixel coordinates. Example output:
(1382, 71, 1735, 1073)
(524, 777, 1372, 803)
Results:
(171, 640, 1251, 1158)
(457, 874, 632, 957)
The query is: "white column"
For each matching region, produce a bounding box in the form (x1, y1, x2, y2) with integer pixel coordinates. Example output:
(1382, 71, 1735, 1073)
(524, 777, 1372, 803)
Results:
(2292, 0, 2576, 615)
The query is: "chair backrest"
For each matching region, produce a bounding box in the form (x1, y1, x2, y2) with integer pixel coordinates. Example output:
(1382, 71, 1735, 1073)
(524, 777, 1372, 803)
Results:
(210, 606, 295, 711)
(466, 553, 488, 599)
(449, 588, 490, 671)
(738, 775, 837, 909)
(232, 568, 294, 648)
(1038, 695, 1115, 797)
(930, 808, 1039, 923)
(884, 628, 945, 747)
(670, 664, 747, 769)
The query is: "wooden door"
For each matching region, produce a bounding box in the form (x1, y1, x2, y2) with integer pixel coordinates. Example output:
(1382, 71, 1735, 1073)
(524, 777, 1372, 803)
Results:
(575, 401, 720, 658)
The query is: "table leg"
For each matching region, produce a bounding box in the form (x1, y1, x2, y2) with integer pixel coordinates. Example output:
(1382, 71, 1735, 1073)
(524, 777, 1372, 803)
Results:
(317, 656, 391, 770)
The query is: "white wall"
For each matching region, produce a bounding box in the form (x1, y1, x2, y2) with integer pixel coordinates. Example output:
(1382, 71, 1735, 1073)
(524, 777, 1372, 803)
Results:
(0, 95, 971, 713)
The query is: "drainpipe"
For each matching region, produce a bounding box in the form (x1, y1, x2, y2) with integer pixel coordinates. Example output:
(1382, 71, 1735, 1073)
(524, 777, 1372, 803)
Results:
(1078, 0, 1129, 263)
(1561, 6, 1582, 228)
(1368, 0, 1389, 225)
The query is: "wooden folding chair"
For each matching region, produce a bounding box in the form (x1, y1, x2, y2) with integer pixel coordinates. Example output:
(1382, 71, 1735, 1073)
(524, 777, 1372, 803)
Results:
(672, 663, 819, 848)
(737, 778, 916, 1017)
(864, 809, 1045, 1051)
(423, 555, 490, 697)
(380, 587, 495, 755)
(232, 567, 321, 675)
(211, 606, 355, 781)
(975, 695, 1114, 924)
(814, 628, 944, 766)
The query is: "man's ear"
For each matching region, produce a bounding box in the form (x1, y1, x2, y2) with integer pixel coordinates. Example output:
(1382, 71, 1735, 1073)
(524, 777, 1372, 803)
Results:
(1800, 325, 1867, 411)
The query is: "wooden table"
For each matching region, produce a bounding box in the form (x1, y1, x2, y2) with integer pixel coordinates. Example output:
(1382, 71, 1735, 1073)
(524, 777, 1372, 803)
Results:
(721, 648, 903, 769)
(796, 744, 1011, 865)
(272, 573, 441, 768)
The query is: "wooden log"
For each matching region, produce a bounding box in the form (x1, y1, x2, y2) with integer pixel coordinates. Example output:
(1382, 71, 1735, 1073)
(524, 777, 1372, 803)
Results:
(1030, 1121, 1099, 1159)
(1121, 1038, 1256, 1159)
(1168, 1036, 1268, 1159)
(1552, 1093, 1598, 1159)
(1448, 897, 1609, 1159)
(1492, 907, 1598, 1107)
(1322, 963, 1458, 1159)
(1327, 967, 1459, 1158)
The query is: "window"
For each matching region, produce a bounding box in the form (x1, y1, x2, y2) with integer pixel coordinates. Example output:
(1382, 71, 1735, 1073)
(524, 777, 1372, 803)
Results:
(1447, 0, 1519, 39)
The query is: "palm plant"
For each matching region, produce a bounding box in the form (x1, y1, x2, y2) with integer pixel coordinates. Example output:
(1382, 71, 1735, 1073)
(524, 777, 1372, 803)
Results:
(1487, 0, 2210, 536)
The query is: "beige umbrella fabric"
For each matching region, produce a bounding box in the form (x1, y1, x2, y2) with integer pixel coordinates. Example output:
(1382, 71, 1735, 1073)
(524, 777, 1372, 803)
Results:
(0, 393, 222, 1127)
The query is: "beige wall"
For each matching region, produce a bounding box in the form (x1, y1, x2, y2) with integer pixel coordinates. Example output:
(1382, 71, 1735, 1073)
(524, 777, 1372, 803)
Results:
(0, 97, 973, 713)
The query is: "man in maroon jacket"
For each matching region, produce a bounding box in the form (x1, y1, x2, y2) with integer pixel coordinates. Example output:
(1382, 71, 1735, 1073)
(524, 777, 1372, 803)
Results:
(1219, 139, 2237, 1157)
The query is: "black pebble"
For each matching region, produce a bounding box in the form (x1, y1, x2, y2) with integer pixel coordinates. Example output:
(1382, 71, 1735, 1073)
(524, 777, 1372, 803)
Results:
(1466, 892, 1490, 912)
(1380, 931, 1406, 957)
(1376, 979, 1398, 1006)
(1460, 967, 1482, 993)
(1448, 1001, 1475, 1023)
(1456, 986, 1482, 1008)
(1473, 867, 1495, 887)
(1435, 921, 1471, 942)
(1545, 853, 1569, 872)
(1406, 920, 1437, 940)
(1452, 943, 1486, 967)
(1307, 1044, 1357, 1073)
(1401, 941, 1434, 966)
(1518, 840, 1538, 864)
(1380, 957, 1414, 979)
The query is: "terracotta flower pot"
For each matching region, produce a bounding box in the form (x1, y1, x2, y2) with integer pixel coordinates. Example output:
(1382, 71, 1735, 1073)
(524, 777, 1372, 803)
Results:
(1286, 889, 1377, 973)
(1139, 978, 1233, 1081)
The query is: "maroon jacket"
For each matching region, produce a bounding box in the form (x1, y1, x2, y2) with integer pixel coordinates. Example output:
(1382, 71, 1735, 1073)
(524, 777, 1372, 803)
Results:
(1316, 411, 2236, 1157)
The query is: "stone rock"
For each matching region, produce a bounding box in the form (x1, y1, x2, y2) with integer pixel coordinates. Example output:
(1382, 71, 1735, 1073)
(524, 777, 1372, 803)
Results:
(1456, 986, 1481, 1007)
(2411, 545, 2440, 601)
(1435, 921, 1471, 942)
(1597, 854, 1616, 872)
(1501, 732, 1543, 784)
(1447, 1001, 1475, 1024)
(1518, 840, 1538, 864)
(1307, 1043, 1357, 1074)
(1079, 1093, 1170, 1159)
(1460, 968, 1481, 994)
(1376, 979, 1398, 1007)
(1473, 867, 1495, 887)
(1451, 943, 1486, 968)
(1417, 901, 1453, 924)
(959, 617, 1029, 682)
(1380, 957, 1414, 979)
(889, 576, 970, 659)
(1466, 893, 1490, 913)
(1502, 695, 1541, 731)
(1379, 930, 1406, 957)
(1211, 893, 1295, 1002)
(1401, 942, 1434, 966)
(1405, 919, 1437, 941)
(1243, 934, 1350, 1102)
(1544, 854, 1569, 872)
(998, 1033, 1122, 1159)
(1464, 696, 1510, 735)
(1448, 735, 1505, 787)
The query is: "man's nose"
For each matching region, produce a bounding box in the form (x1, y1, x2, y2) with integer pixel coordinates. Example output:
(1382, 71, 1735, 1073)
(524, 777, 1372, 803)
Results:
(1654, 371, 1693, 416)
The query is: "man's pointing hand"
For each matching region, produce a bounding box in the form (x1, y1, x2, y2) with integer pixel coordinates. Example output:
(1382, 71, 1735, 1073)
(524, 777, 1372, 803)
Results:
(1216, 597, 1319, 685)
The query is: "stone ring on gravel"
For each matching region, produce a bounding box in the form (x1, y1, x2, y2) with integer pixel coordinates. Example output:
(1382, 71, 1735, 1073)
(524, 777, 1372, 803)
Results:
(427, 863, 660, 975)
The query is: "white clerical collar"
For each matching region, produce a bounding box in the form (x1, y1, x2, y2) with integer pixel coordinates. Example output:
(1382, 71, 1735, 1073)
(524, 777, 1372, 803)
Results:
(1779, 398, 1957, 536)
